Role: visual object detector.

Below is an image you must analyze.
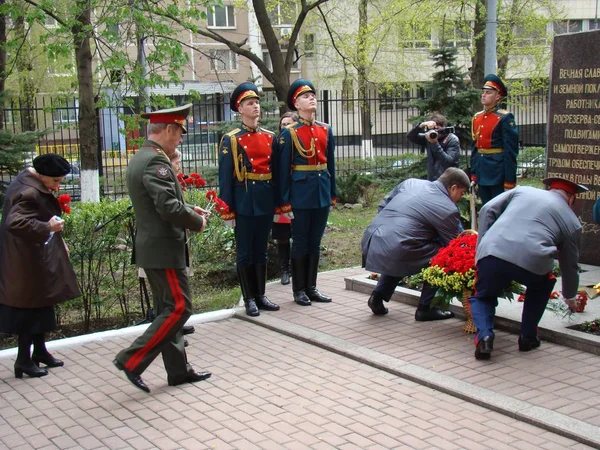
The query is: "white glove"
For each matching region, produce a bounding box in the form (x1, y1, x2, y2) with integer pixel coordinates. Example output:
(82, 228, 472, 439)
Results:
(273, 214, 280, 222)
(283, 211, 294, 220)
(564, 297, 577, 312)
(470, 180, 477, 188)
(224, 219, 236, 228)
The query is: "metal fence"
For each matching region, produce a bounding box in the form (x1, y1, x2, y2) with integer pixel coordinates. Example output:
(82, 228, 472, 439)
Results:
(1, 89, 549, 200)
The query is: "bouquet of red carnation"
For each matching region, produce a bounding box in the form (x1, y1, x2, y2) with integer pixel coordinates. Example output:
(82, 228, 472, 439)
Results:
(177, 172, 207, 190)
(205, 190, 229, 215)
(421, 231, 522, 308)
(57, 194, 72, 214)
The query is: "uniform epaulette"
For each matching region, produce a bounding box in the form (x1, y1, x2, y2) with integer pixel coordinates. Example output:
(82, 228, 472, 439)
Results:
(315, 120, 329, 127)
(497, 109, 508, 114)
(285, 121, 298, 128)
(474, 110, 485, 117)
(226, 128, 241, 137)
(260, 127, 275, 136)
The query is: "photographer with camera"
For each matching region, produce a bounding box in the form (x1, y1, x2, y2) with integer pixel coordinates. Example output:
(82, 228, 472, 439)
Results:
(406, 112, 460, 181)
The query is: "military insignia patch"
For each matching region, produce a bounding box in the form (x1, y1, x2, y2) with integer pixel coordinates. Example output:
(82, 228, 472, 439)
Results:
(222, 148, 229, 154)
(510, 122, 515, 127)
(279, 138, 285, 145)
(156, 165, 170, 179)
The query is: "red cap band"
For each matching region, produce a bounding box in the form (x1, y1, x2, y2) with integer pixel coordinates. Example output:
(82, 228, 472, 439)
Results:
(483, 81, 505, 96)
(292, 85, 314, 105)
(549, 180, 578, 195)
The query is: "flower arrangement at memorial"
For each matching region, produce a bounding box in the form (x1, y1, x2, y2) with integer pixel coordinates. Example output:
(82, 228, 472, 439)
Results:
(177, 172, 207, 191)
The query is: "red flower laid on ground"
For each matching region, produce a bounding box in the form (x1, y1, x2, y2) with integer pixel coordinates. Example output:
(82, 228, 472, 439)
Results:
(57, 194, 72, 214)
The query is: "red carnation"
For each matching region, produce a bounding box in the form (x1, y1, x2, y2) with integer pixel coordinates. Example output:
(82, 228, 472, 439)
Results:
(57, 194, 72, 214)
(206, 190, 217, 201)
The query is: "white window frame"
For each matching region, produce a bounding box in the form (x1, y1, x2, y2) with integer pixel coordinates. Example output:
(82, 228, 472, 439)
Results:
(262, 50, 300, 73)
(553, 19, 583, 35)
(52, 100, 79, 124)
(269, 1, 298, 27)
(209, 49, 238, 72)
(206, 5, 236, 29)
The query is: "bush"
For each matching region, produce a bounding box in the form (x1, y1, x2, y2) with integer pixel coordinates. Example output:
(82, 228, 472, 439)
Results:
(63, 198, 139, 331)
(336, 172, 375, 204)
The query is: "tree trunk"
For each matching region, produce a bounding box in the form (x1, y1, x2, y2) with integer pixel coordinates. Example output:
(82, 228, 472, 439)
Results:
(73, 1, 100, 202)
(470, 0, 486, 90)
(0, 0, 6, 129)
(15, 13, 36, 132)
(357, 0, 372, 159)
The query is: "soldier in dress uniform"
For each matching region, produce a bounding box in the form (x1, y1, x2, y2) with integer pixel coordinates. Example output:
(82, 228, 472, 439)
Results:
(277, 79, 336, 307)
(218, 82, 280, 317)
(469, 177, 587, 360)
(114, 104, 212, 393)
(470, 74, 519, 205)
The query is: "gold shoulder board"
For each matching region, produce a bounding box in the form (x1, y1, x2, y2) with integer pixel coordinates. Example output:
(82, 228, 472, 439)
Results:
(226, 128, 241, 137)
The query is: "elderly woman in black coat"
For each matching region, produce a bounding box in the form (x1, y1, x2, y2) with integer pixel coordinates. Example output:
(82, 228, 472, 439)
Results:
(0, 154, 81, 379)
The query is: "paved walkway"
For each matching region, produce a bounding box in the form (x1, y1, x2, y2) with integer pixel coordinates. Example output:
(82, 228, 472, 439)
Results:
(0, 268, 598, 449)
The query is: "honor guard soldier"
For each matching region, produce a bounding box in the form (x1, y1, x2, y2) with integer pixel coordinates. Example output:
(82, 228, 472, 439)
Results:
(470, 74, 519, 205)
(277, 79, 336, 306)
(114, 104, 212, 393)
(218, 82, 280, 317)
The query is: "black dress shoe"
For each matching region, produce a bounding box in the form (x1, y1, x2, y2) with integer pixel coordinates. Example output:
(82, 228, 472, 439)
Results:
(113, 359, 150, 393)
(474, 336, 494, 360)
(368, 294, 388, 316)
(518, 336, 541, 352)
(415, 307, 455, 321)
(280, 271, 290, 285)
(32, 353, 64, 368)
(182, 325, 195, 335)
(306, 288, 332, 303)
(184, 339, 189, 348)
(293, 291, 312, 306)
(244, 299, 260, 316)
(168, 370, 212, 386)
(15, 361, 48, 379)
(255, 295, 280, 311)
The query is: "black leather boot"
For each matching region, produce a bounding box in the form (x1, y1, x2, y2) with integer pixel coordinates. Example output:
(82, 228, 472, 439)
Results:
(278, 242, 291, 285)
(368, 292, 388, 315)
(32, 333, 64, 368)
(306, 254, 332, 303)
(15, 334, 48, 378)
(238, 265, 259, 316)
(291, 257, 311, 306)
(255, 264, 280, 311)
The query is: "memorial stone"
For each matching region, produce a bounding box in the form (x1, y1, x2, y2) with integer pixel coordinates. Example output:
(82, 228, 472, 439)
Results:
(547, 30, 600, 264)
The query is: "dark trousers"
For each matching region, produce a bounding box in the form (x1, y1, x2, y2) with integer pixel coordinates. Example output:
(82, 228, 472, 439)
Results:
(291, 207, 329, 259)
(469, 256, 556, 342)
(374, 274, 438, 308)
(234, 214, 273, 267)
(116, 268, 192, 378)
(478, 185, 505, 206)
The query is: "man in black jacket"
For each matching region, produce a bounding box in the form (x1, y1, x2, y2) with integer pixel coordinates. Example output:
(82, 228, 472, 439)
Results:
(406, 112, 460, 181)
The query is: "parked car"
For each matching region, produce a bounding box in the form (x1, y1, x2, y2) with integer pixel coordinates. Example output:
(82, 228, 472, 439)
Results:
(517, 154, 545, 178)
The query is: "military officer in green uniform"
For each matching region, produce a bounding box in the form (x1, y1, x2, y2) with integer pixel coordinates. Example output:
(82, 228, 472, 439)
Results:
(470, 74, 519, 205)
(113, 104, 211, 393)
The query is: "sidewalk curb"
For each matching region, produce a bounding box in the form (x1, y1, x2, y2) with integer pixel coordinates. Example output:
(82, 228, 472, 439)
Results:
(237, 312, 600, 448)
(0, 309, 235, 359)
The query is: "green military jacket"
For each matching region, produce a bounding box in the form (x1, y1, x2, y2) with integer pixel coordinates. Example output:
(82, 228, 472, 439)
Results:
(127, 141, 204, 269)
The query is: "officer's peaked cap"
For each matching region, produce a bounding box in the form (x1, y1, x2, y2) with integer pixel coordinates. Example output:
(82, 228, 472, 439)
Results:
(483, 74, 508, 97)
(287, 79, 316, 111)
(141, 104, 192, 134)
(543, 177, 589, 195)
(230, 82, 260, 112)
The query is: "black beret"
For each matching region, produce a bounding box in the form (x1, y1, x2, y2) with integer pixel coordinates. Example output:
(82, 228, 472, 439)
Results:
(33, 154, 71, 177)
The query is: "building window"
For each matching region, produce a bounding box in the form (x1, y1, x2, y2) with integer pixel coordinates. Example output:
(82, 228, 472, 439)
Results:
(52, 101, 78, 124)
(553, 20, 582, 35)
(207, 5, 235, 28)
(262, 50, 299, 72)
(304, 34, 314, 58)
(514, 24, 547, 47)
(398, 22, 431, 49)
(377, 83, 410, 110)
(209, 49, 238, 72)
(589, 19, 600, 31)
(268, 1, 297, 26)
(444, 22, 471, 48)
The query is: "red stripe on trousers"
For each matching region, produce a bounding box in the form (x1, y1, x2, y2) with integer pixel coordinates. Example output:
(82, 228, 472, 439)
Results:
(125, 269, 186, 372)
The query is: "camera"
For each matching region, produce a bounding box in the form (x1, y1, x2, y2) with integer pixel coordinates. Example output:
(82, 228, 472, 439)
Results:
(418, 126, 455, 139)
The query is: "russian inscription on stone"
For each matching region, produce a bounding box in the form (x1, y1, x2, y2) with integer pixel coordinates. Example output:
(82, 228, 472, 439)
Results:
(547, 30, 600, 264)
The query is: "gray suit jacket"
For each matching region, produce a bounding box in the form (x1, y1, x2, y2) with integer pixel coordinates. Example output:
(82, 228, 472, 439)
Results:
(362, 179, 461, 278)
(476, 186, 581, 298)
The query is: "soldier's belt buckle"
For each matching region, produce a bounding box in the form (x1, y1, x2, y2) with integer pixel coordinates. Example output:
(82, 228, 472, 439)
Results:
(259, 173, 265, 180)
(316, 163, 322, 170)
